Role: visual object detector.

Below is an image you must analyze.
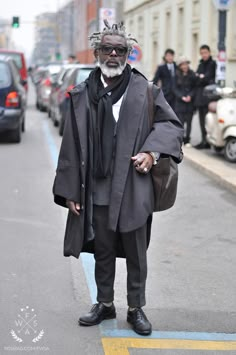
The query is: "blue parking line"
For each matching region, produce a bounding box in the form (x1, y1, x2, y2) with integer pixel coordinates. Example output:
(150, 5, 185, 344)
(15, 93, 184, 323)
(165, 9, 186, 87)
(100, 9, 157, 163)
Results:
(101, 328, 236, 341)
(44, 118, 236, 344)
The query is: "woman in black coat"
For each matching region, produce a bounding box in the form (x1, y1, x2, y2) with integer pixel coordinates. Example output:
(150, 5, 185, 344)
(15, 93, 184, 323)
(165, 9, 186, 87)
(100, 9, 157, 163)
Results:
(173, 57, 196, 146)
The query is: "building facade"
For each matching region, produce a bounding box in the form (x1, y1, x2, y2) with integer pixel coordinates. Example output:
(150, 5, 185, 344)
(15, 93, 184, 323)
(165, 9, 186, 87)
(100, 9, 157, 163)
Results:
(124, 0, 236, 86)
(74, 0, 124, 63)
(33, 13, 58, 64)
(0, 18, 13, 49)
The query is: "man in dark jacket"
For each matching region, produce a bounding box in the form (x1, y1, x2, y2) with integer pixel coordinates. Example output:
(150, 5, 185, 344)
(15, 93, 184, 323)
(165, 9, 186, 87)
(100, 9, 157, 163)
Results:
(194, 45, 216, 149)
(153, 48, 177, 109)
(53, 21, 183, 336)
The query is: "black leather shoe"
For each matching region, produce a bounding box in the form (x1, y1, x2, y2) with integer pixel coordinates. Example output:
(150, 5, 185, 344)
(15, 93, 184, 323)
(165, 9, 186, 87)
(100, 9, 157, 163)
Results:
(127, 308, 152, 336)
(194, 141, 211, 150)
(79, 303, 116, 326)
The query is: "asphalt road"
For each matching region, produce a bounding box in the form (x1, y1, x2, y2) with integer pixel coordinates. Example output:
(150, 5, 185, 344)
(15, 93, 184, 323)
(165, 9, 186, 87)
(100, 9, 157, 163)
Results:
(0, 83, 236, 355)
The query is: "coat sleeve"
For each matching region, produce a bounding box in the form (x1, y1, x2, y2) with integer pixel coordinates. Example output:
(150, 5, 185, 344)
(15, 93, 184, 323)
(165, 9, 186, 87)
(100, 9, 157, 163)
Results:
(52, 97, 81, 207)
(140, 86, 184, 163)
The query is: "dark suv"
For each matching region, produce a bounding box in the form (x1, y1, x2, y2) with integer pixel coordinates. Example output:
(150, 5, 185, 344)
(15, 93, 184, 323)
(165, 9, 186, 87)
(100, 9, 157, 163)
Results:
(0, 55, 27, 143)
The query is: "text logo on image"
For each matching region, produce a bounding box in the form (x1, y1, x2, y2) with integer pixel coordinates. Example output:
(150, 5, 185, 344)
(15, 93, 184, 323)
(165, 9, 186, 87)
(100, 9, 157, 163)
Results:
(10, 306, 44, 343)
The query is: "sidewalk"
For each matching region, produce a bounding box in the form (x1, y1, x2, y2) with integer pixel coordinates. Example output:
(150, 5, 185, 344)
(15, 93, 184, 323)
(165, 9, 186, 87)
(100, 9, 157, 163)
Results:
(183, 146, 236, 193)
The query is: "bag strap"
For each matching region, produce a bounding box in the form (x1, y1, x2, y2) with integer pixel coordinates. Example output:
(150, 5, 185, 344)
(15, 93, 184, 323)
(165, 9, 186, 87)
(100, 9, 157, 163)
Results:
(147, 82, 155, 128)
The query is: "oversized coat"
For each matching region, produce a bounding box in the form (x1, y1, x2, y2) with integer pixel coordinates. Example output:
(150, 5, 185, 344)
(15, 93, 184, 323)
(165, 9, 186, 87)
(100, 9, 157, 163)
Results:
(53, 70, 184, 259)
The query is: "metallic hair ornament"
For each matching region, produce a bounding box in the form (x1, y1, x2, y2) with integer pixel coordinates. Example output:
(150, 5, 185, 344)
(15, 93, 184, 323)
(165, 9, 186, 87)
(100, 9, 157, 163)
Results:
(88, 19, 138, 53)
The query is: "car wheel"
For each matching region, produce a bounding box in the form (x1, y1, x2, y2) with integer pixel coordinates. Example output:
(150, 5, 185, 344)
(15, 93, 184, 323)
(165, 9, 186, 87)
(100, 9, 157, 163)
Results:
(11, 125, 21, 143)
(224, 137, 236, 163)
(22, 116, 25, 132)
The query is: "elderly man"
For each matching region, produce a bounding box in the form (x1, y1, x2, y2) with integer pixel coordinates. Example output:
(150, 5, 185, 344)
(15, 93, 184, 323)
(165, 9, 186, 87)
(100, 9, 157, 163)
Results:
(53, 21, 183, 336)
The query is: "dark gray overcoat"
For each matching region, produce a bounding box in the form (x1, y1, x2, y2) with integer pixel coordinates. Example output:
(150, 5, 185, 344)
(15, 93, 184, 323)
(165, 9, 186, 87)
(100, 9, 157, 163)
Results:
(53, 70, 184, 258)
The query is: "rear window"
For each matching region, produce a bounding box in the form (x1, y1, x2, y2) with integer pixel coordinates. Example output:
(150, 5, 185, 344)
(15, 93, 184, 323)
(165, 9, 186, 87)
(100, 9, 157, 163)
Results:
(2, 53, 22, 69)
(0, 62, 11, 88)
(76, 68, 92, 85)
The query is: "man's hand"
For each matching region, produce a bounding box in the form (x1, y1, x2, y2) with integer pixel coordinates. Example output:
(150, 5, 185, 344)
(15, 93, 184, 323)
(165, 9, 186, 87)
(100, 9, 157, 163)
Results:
(66, 200, 81, 216)
(131, 153, 153, 174)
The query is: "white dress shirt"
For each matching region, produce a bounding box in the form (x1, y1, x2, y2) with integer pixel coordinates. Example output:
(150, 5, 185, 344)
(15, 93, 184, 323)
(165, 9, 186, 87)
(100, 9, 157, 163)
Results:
(100, 75, 124, 122)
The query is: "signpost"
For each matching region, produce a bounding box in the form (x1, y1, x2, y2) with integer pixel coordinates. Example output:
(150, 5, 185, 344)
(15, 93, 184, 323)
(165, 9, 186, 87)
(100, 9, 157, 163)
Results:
(212, 0, 234, 86)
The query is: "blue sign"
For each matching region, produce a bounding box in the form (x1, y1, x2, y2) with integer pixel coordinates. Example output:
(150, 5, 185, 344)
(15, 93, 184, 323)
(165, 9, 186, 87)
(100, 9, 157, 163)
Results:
(128, 45, 142, 63)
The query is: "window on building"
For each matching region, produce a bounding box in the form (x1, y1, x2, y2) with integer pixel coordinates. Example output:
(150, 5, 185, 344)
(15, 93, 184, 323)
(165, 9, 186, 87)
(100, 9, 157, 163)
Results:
(138, 16, 144, 47)
(193, 0, 200, 19)
(192, 32, 199, 70)
(177, 7, 184, 56)
(165, 11, 171, 47)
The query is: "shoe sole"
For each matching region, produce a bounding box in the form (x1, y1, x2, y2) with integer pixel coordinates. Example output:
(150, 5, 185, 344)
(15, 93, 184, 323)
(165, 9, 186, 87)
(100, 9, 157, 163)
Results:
(79, 313, 116, 326)
(127, 317, 152, 336)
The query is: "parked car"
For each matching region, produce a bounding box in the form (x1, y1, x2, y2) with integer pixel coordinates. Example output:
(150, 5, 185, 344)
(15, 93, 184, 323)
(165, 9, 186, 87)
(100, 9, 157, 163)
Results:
(0, 49, 28, 92)
(48, 64, 75, 124)
(0, 55, 27, 143)
(35, 64, 61, 112)
(56, 64, 95, 135)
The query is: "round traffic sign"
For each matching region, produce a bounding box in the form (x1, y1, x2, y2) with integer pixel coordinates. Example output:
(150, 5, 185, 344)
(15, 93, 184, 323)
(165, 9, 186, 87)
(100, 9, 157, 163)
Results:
(128, 45, 142, 63)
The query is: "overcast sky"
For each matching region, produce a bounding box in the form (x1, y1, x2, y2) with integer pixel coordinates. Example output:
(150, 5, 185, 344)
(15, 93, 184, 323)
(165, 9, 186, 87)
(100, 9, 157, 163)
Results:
(2, 0, 68, 62)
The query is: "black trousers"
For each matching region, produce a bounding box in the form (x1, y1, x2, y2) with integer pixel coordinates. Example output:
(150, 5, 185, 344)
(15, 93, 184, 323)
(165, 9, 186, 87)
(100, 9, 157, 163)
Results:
(178, 112, 193, 143)
(198, 106, 208, 142)
(93, 205, 147, 308)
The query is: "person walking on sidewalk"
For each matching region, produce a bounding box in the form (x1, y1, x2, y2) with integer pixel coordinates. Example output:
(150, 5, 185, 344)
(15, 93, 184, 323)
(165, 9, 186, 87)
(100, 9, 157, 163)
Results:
(153, 48, 177, 109)
(173, 56, 196, 147)
(194, 45, 216, 149)
(53, 21, 183, 336)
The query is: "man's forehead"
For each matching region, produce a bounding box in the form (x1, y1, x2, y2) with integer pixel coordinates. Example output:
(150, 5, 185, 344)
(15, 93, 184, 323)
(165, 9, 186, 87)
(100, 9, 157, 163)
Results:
(101, 35, 127, 46)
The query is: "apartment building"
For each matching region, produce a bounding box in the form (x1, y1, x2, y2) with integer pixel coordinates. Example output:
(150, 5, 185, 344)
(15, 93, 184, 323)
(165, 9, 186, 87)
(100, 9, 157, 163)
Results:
(124, 0, 236, 85)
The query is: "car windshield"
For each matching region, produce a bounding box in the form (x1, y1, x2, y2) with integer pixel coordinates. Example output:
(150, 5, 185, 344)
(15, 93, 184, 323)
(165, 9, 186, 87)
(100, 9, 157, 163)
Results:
(76, 68, 92, 85)
(0, 62, 11, 88)
(1, 53, 22, 69)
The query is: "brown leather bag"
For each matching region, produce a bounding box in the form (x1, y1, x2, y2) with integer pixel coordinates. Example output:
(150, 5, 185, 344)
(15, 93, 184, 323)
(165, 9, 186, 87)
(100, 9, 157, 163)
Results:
(147, 82, 179, 212)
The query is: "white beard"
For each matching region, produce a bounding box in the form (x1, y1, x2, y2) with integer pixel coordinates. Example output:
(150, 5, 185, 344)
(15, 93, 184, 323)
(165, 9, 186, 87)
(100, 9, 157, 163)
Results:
(98, 58, 126, 78)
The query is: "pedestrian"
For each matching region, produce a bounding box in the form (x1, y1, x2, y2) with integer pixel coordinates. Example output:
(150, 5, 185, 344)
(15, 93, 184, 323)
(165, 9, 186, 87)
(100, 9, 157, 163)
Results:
(68, 54, 77, 64)
(194, 45, 216, 149)
(173, 56, 196, 147)
(153, 48, 176, 109)
(53, 21, 183, 336)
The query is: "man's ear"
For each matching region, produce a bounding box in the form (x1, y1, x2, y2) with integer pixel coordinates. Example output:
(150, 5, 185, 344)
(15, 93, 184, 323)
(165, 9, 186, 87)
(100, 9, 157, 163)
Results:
(94, 49, 99, 59)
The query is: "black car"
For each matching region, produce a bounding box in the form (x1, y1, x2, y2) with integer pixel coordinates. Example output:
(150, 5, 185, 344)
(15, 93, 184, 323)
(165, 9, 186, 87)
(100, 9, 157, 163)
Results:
(57, 64, 94, 136)
(0, 55, 27, 142)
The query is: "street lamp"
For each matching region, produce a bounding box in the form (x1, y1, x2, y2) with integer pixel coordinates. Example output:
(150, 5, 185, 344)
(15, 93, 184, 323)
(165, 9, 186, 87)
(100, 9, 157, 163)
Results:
(212, 0, 234, 87)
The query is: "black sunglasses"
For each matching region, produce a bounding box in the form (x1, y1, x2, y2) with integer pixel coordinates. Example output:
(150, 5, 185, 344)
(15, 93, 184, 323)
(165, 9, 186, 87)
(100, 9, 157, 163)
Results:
(99, 45, 128, 56)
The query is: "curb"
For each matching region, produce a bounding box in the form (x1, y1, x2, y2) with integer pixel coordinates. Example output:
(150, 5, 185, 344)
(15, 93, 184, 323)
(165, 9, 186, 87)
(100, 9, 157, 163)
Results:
(183, 147, 236, 194)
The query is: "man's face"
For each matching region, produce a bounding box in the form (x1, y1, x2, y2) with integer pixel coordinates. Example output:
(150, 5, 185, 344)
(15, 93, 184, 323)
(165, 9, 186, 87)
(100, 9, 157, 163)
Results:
(165, 53, 174, 64)
(200, 48, 210, 61)
(96, 35, 128, 78)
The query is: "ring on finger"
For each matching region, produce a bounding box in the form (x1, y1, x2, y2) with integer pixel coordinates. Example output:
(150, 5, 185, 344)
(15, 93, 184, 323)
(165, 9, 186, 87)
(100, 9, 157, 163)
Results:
(144, 167, 148, 173)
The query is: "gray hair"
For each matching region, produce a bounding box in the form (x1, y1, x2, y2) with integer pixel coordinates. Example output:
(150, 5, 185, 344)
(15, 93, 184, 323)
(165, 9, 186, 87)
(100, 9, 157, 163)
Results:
(89, 20, 137, 53)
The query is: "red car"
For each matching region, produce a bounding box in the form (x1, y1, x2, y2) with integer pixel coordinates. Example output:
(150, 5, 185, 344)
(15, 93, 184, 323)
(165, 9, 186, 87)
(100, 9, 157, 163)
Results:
(0, 49, 28, 92)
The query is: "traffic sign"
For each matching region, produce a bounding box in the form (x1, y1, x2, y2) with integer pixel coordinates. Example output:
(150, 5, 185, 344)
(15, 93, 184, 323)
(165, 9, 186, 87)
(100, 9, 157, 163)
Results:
(128, 45, 142, 63)
(212, 0, 233, 10)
